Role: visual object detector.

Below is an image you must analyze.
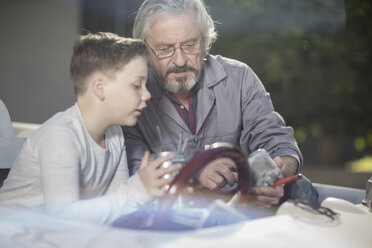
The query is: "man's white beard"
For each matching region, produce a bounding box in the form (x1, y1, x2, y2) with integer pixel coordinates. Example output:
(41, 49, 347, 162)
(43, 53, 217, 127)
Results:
(162, 76, 197, 93)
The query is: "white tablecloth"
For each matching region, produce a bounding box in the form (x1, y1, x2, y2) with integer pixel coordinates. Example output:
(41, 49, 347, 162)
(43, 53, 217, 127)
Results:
(1, 197, 371, 248)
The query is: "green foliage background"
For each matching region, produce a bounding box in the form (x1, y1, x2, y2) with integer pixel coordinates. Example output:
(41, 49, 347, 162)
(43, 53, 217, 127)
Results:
(206, 0, 372, 166)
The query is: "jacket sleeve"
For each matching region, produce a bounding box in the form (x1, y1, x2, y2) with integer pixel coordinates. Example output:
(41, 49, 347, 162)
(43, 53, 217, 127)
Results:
(239, 66, 303, 170)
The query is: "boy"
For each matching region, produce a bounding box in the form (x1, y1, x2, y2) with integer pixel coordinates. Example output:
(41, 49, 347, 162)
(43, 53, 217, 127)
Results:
(0, 32, 181, 224)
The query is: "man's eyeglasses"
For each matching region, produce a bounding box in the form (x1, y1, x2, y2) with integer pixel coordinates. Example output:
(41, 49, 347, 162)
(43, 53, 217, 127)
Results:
(145, 39, 201, 60)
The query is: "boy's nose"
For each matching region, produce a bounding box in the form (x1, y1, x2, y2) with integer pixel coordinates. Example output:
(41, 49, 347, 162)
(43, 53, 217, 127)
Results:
(142, 86, 151, 101)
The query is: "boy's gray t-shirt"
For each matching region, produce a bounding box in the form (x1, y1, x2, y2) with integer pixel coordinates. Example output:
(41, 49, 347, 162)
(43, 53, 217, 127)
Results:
(0, 103, 150, 224)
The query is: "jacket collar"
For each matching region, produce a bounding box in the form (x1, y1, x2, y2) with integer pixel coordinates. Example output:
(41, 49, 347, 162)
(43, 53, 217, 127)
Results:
(147, 55, 227, 134)
(201, 55, 227, 88)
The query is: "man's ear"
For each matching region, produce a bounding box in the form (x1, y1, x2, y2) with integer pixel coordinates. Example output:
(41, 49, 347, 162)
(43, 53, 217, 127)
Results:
(91, 77, 105, 101)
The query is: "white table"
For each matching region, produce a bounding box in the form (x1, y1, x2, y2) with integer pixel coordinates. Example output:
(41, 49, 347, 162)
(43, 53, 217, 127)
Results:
(1, 197, 371, 248)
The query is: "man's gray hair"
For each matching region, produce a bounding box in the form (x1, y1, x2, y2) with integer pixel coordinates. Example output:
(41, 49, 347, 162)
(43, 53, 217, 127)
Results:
(133, 0, 217, 56)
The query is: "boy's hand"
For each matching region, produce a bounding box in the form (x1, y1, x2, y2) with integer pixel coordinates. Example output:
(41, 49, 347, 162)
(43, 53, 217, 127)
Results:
(138, 151, 183, 197)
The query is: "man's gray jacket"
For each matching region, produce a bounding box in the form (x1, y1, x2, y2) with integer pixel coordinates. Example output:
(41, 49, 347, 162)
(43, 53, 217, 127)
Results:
(123, 55, 303, 175)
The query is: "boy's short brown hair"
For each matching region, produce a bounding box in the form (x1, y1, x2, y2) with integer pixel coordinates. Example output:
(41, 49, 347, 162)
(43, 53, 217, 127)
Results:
(70, 32, 148, 95)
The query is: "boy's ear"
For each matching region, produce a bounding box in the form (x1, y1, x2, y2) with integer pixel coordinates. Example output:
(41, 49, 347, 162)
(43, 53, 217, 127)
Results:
(91, 78, 105, 101)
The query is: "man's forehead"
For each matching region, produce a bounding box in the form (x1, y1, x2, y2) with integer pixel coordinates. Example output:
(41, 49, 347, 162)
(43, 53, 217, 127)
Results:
(145, 9, 200, 44)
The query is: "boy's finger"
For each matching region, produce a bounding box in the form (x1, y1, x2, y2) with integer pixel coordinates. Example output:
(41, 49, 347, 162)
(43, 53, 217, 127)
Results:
(147, 186, 166, 197)
(156, 163, 182, 177)
(150, 154, 173, 169)
(139, 151, 150, 169)
(156, 176, 177, 187)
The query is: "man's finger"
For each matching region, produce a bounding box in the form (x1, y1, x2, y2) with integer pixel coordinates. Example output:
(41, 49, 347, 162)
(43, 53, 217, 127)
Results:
(197, 158, 239, 189)
(215, 157, 236, 166)
(208, 173, 227, 188)
(251, 194, 280, 205)
(250, 186, 284, 198)
(213, 162, 236, 186)
(200, 176, 219, 190)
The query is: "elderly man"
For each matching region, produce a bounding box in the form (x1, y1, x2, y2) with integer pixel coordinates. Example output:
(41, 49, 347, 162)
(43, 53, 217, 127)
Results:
(123, 0, 303, 205)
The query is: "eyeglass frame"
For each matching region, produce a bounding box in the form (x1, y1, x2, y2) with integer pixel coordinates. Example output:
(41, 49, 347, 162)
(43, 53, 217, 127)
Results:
(144, 39, 202, 60)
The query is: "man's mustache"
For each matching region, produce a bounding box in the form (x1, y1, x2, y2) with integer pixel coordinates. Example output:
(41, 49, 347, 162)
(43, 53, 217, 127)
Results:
(165, 65, 197, 77)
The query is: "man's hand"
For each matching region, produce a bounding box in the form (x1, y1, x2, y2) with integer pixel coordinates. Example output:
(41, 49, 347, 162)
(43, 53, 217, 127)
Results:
(249, 186, 284, 205)
(196, 155, 299, 205)
(276, 155, 299, 178)
(196, 157, 238, 190)
(249, 156, 298, 206)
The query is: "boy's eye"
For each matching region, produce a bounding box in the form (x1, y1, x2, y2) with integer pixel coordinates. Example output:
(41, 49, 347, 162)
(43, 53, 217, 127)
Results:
(133, 84, 141, 90)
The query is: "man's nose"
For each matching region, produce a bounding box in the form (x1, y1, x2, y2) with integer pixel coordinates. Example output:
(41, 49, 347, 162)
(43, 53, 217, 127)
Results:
(171, 47, 187, 67)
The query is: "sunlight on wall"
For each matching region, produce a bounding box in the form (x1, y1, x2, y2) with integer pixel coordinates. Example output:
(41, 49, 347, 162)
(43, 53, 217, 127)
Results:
(346, 156, 372, 173)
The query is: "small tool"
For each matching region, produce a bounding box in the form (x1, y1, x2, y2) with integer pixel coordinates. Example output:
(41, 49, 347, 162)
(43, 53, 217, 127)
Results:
(273, 174, 300, 186)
